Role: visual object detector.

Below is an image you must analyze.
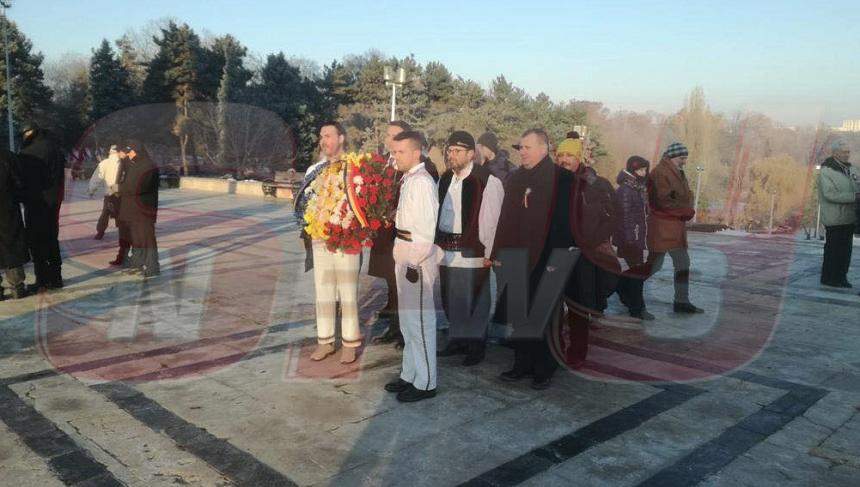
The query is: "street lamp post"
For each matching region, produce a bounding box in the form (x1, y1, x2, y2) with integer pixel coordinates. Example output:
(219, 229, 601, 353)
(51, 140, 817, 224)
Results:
(1, 1, 13, 152)
(692, 165, 704, 223)
(383, 66, 406, 122)
(768, 190, 777, 235)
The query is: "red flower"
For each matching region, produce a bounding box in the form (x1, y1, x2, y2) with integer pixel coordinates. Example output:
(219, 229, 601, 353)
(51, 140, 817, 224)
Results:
(369, 219, 381, 231)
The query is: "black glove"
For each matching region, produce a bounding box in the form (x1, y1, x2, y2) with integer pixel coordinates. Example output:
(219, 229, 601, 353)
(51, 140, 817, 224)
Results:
(405, 266, 419, 283)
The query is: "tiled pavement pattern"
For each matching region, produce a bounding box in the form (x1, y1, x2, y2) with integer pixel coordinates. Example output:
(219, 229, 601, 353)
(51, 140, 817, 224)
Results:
(1, 183, 859, 486)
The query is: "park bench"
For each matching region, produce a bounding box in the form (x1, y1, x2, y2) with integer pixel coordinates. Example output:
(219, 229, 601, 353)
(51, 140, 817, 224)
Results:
(262, 169, 301, 199)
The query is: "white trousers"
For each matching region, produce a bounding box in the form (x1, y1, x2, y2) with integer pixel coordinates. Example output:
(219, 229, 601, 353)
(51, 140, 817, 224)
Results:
(396, 262, 438, 391)
(312, 243, 361, 347)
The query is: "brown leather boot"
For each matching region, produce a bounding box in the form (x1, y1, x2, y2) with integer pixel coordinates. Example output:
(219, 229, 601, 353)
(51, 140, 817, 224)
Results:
(310, 343, 336, 361)
(340, 346, 357, 364)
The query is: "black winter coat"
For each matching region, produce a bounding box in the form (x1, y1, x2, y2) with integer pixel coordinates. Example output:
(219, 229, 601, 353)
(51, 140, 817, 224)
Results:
(19, 132, 65, 208)
(484, 150, 515, 182)
(0, 152, 29, 268)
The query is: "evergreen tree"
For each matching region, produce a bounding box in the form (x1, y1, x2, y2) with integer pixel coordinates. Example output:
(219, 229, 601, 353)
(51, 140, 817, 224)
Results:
(202, 34, 251, 102)
(45, 55, 90, 152)
(88, 39, 135, 122)
(142, 22, 206, 174)
(318, 60, 354, 114)
(210, 35, 251, 166)
(115, 34, 147, 95)
(422, 61, 454, 103)
(251, 52, 319, 167)
(0, 17, 53, 148)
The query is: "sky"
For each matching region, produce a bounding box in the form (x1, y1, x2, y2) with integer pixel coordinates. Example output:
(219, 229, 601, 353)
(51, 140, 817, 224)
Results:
(10, 0, 860, 127)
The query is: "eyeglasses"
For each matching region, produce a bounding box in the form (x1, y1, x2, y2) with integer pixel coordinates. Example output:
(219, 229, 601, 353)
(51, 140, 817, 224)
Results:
(446, 147, 469, 155)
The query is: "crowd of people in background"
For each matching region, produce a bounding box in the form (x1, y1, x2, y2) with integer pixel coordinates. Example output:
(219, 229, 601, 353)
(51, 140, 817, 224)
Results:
(0, 134, 161, 302)
(1, 117, 856, 400)
(87, 141, 161, 278)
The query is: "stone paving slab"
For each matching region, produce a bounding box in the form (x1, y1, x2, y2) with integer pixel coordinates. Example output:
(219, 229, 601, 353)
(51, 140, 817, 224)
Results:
(8, 375, 231, 486)
(0, 421, 67, 487)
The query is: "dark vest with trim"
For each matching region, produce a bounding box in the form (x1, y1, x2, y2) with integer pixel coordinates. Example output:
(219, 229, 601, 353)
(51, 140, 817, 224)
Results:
(435, 163, 492, 259)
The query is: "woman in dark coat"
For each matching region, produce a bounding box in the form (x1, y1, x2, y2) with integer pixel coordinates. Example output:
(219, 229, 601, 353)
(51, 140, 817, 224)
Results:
(0, 151, 30, 300)
(613, 156, 653, 320)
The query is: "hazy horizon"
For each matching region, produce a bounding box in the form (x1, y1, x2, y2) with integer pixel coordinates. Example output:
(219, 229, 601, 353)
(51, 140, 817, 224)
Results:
(12, 0, 860, 128)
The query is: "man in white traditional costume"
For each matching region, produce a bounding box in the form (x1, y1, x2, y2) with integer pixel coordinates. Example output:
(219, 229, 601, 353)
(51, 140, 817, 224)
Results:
(383, 130, 440, 402)
(294, 122, 362, 364)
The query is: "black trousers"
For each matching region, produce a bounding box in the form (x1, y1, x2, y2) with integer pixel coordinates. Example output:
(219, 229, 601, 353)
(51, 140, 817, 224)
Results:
(616, 247, 647, 314)
(822, 224, 855, 285)
(440, 265, 491, 354)
(24, 201, 62, 285)
(384, 274, 400, 334)
(96, 195, 118, 236)
(512, 334, 558, 380)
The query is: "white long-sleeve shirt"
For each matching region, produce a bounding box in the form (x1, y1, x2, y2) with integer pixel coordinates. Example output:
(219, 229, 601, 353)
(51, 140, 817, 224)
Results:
(88, 154, 120, 197)
(438, 164, 504, 268)
(393, 163, 440, 267)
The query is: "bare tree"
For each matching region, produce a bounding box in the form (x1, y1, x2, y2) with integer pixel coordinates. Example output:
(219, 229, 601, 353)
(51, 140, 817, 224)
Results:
(189, 102, 296, 174)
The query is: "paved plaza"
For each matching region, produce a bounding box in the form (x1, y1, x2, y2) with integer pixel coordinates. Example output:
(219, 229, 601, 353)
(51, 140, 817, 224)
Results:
(1, 181, 859, 486)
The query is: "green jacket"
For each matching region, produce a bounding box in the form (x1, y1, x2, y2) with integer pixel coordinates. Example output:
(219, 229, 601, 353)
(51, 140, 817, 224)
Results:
(818, 157, 858, 226)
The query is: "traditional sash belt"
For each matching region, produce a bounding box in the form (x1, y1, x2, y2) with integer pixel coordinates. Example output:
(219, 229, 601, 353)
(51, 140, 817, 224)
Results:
(395, 228, 413, 242)
(435, 231, 466, 251)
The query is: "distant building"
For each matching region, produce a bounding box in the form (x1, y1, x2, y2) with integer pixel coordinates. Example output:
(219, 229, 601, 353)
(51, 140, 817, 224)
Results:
(835, 119, 860, 132)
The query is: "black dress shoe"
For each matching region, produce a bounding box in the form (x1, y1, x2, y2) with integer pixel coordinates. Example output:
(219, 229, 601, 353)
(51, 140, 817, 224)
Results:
(26, 283, 47, 294)
(437, 343, 468, 357)
(384, 378, 410, 393)
(631, 309, 655, 321)
(530, 376, 552, 390)
(673, 302, 704, 314)
(11, 285, 32, 299)
(821, 280, 848, 288)
(499, 369, 531, 382)
(396, 385, 436, 403)
(373, 328, 402, 344)
(462, 352, 485, 367)
(377, 306, 397, 319)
